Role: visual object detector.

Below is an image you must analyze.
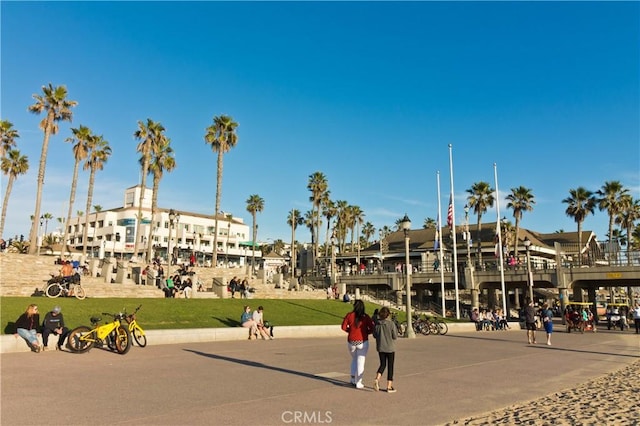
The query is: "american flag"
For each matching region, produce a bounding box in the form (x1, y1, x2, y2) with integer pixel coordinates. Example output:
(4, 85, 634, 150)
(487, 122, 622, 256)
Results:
(447, 195, 453, 228)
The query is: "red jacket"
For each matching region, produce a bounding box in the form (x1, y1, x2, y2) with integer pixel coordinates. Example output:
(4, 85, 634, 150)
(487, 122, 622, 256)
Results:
(341, 312, 374, 342)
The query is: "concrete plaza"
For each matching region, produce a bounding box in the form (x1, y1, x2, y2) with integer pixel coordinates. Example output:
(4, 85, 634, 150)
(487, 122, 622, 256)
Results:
(1, 327, 638, 425)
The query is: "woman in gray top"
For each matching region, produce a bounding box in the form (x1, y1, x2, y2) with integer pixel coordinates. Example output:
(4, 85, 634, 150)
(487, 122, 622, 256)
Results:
(373, 307, 398, 393)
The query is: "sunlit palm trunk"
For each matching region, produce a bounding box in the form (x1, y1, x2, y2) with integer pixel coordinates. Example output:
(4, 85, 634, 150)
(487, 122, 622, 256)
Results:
(28, 116, 53, 254)
(213, 151, 223, 268)
(146, 175, 160, 264)
(135, 154, 150, 259)
(0, 175, 15, 237)
(251, 213, 257, 273)
(62, 159, 81, 256)
(476, 216, 483, 267)
(82, 169, 97, 256)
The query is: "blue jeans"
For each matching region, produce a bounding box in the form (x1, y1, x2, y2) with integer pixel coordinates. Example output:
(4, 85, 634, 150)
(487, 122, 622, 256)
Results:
(16, 328, 39, 348)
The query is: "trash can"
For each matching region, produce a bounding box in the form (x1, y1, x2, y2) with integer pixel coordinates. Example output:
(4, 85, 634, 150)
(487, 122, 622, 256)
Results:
(131, 266, 141, 285)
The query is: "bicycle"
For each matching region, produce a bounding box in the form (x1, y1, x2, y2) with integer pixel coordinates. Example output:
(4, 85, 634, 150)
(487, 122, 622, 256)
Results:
(424, 316, 449, 335)
(45, 275, 86, 300)
(67, 311, 132, 355)
(124, 304, 147, 347)
(391, 312, 406, 336)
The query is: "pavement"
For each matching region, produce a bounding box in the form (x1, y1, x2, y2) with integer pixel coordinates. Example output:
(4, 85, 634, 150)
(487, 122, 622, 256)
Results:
(1, 325, 638, 426)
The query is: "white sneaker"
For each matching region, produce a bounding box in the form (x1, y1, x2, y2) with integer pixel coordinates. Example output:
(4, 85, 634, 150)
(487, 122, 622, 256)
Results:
(355, 382, 365, 389)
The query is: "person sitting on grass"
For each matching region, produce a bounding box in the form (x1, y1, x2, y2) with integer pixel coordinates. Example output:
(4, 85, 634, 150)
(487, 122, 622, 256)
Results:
(241, 305, 258, 339)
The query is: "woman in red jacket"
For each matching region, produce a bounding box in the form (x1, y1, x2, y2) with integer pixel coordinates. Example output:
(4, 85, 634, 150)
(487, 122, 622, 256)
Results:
(341, 299, 374, 389)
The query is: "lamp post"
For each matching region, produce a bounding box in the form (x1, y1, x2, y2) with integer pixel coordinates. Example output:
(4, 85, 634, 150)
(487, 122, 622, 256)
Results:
(37, 215, 44, 256)
(225, 221, 231, 267)
(167, 209, 179, 279)
(330, 232, 336, 287)
(463, 205, 471, 267)
(524, 237, 534, 303)
(401, 214, 415, 338)
(379, 229, 384, 274)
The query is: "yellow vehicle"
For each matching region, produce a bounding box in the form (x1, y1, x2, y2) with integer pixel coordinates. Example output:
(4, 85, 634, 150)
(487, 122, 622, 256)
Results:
(124, 304, 147, 347)
(67, 311, 132, 354)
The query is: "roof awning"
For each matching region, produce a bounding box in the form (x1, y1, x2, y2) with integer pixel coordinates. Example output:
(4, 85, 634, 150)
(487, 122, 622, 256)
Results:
(239, 241, 260, 247)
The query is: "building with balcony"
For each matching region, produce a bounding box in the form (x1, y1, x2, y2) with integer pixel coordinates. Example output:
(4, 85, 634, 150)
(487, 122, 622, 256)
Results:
(64, 185, 258, 266)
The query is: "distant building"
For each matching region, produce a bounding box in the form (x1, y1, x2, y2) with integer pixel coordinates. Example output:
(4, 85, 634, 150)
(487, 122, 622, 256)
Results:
(64, 185, 257, 265)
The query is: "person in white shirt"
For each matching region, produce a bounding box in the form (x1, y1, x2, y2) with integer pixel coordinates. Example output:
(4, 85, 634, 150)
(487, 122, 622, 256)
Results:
(632, 304, 640, 334)
(252, 306, 273, 340)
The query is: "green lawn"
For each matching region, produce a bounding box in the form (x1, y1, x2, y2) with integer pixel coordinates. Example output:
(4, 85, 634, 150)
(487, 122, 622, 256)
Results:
(1, 297, 393, 333)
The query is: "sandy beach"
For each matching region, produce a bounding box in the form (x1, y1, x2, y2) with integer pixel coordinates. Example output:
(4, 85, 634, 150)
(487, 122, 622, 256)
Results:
(444, 359, 640, 425)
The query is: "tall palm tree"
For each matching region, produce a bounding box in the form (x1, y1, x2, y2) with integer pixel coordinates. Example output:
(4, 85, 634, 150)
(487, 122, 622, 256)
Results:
(334, 200, 349, 252)
(287, 209, 304, 278)
(466, 181, 495, 265)
(362, 221, 375, 244)
(246, 194, 264, 273)
(596, 181, 629, 255)
(0, 120, 19, 157)
(133, 119, 166, 259)
(81, 135, 111, 256)
(562, 187, 596, 265)
(322, 198, 336, 257)
(307, 171, 328, 264)
(205, 114, 239, 267)
(0, 149, 29, 238)
(62, 125, 91, 255)
(349, 205, 364, 253)
(42, 212, 53, 238)
(304, 210, 315, 247)
(27, 83, 78, 253)
(505, 186, 535, 257)
(617, 195, 640, 265)
(144, 136, 175, 263)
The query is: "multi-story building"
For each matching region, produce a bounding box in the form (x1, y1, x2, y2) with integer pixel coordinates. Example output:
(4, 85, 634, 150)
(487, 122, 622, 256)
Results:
(65, 185, 258, 266)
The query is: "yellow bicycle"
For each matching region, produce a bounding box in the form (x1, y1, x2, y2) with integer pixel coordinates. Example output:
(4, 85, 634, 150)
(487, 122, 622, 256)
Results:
(125, 304, 147, 347)
(67, 311, 132, 355)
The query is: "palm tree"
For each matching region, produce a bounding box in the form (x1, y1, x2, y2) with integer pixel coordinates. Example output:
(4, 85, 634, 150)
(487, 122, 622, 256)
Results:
(466, 181, 495, 265)
(287, 209, 304, 279)
(617, 195, 640, 265)
(307, 171, 328, 264)
(134, 119, 166, 259)
(505, 186, 535, 258)
(596, 181, 629, 259)
(144, 136, 175, 263)
(362, 222, 375, 245)
(81, 135, 111, 256)
(0, 120, 19, 157)
(42, 212, 53, 238)
(423, 217, 437, 229)
(562, 187, 596, 265)
(304, 210, 315, 248)
(349, 205, 364, 254)
(0, 149, 29, 238)
(27, 84, 78, 253)
(62, 125, 91, 255)
(205, 114, 239, 267)
(246, 194, 264, 273)
(321, 198, 336, 257)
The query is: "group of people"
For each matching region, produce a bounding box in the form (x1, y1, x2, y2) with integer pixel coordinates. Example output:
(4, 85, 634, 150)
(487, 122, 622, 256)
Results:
(13, 304, 70, 352)
(240, 305, 273, 340)
(470, 308, 510, 331)
(142, 262, 197, 298)
(523, 300, 554, 346)
(341, 300, 398, 393)
(229, 276, 252, 299)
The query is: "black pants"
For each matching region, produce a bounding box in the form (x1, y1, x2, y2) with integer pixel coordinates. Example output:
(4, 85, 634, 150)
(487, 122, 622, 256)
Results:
(42, 327, 70, 347)
(377, 352, 395, 381)
(635, 318, 640, 334)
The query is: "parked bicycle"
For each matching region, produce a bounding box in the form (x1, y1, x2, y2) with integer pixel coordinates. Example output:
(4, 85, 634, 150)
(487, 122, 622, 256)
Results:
(391, 312, 406, 336)
(124, 304, 147, 347)
(67, 311, 132, 354)
(45, 275, 86, 300)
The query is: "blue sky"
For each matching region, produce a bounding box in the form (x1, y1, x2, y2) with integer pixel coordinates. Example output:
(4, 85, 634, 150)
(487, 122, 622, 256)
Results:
(1, 1, 639, 245)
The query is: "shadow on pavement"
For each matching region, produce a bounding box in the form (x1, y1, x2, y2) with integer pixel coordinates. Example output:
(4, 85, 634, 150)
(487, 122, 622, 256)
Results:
(184, 348, 353, 388)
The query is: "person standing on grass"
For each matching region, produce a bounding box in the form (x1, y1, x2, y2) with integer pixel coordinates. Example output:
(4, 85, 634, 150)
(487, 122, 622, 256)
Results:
(373, 307, 398, 393)
(541, 303, 554, 346)
(525, 299, 537, 344)
(341, 299, 374, 389)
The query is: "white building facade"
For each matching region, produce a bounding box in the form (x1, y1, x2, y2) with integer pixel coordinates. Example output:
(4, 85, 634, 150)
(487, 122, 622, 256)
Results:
(65, 185, 259, 266)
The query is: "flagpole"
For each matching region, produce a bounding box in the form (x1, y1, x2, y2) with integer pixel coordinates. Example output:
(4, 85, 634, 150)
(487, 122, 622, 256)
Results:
(494, 163, 508, 316)
(436, 171, 446, 317)
(448, 144, 460, 319)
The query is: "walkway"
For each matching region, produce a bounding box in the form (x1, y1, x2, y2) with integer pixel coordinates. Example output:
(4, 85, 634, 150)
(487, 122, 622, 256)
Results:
(1, 327, 638, 425)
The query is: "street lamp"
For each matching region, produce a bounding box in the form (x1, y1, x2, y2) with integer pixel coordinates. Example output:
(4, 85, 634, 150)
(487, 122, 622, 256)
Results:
(37, 215, 44, 256)
(524, 236, 534, 303)
(330, 232, 336, 287)
(463, 205, 471, 267)
(401, 214, 415, 338)
(225, 221, 231, 266)
(167, 209, 179, 279)
(379, 229, 384, 273)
